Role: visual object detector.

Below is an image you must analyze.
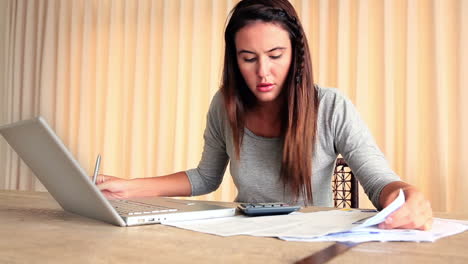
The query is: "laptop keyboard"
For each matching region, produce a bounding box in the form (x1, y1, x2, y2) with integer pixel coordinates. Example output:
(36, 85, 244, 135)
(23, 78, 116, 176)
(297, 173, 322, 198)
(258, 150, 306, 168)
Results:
(110, 200, 178, 215)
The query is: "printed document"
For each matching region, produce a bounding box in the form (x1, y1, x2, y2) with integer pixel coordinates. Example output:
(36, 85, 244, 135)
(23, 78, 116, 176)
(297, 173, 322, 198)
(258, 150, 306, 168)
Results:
(162, 190, 468, 242)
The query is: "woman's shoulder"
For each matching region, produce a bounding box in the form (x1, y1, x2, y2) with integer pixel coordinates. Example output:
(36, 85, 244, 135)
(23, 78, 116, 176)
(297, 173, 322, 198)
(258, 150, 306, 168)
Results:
(207, 90, 228, 122)
(209, 90, 225, 112)
(316, 85, 347, 101)
(315, 85, 360, 127)
(315, 85, 350, 107)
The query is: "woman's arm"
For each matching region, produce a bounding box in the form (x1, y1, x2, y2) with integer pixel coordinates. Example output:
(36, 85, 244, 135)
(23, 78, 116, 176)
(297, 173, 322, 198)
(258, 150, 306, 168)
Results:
(96, 172, 192, 199)
(328, 89, 400, 209)
(326, 88, 433, 229)
(378, 181, 433, 230)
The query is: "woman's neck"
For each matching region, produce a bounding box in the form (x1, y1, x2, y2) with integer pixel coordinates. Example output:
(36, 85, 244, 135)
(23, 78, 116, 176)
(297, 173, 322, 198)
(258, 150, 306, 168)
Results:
(245, 100, 284, 138)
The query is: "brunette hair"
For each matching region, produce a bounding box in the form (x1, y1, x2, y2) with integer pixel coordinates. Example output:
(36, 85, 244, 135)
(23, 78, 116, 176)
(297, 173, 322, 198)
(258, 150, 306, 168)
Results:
(221, 0, 318, 203)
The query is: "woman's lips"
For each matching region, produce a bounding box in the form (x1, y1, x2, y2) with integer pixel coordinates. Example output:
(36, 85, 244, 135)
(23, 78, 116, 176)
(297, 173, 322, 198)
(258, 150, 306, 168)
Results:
(256, 83, 274, 92)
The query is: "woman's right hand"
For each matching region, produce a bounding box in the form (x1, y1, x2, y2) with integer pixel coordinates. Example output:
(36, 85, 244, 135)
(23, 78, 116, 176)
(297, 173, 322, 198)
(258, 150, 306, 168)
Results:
(95, 171, 192, 199)
(96, 174, 134, 199)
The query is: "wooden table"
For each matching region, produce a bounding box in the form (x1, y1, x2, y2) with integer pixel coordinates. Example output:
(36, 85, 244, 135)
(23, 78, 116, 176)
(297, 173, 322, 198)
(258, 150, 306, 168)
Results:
(1, 190, 467, 264)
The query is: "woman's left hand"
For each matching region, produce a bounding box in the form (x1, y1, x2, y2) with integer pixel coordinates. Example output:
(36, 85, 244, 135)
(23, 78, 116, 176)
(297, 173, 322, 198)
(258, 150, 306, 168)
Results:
(378, 182, 433, 230)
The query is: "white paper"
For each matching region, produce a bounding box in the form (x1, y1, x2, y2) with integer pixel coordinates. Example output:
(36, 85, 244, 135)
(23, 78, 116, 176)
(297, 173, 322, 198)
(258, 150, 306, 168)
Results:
(162, 189, 467, 243)
(353, 189, 405, 228)
(162, 210, 376, 237)
(279, 218, 468, 243)
(163, 189, 405, 237)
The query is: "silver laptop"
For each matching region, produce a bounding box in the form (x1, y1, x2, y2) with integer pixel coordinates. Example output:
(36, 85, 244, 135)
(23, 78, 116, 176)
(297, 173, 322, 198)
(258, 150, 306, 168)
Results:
(0, 116, 235, 226)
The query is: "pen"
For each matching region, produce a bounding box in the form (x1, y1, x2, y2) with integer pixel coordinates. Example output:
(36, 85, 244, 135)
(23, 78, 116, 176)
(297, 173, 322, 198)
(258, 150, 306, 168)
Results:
(92, 154, 101, 184)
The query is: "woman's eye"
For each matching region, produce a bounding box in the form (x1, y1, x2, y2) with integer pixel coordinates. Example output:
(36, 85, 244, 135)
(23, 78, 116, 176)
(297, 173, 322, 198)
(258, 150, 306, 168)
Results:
(270, 54, 282, 59)
(243, 57, 257, 62)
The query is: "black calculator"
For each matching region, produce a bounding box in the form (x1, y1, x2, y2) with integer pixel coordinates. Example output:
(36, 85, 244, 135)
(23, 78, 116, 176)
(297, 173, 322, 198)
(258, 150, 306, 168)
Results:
(237, 202, 301, 216)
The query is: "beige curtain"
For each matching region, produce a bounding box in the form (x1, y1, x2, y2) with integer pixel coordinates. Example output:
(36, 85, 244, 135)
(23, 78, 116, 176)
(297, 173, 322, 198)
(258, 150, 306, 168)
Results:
(0, 0, 466, 213)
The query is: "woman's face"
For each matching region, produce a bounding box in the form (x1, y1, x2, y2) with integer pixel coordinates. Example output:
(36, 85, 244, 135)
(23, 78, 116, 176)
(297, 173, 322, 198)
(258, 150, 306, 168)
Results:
(235, 21, 292, 105)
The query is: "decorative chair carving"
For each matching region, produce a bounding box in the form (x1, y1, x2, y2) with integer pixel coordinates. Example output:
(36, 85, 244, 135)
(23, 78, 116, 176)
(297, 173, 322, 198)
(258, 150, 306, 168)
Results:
(332, 158, 359, 208)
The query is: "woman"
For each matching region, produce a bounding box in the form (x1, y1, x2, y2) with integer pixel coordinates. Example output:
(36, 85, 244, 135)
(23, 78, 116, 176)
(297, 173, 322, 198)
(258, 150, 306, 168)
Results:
(97, 0, 432, 230)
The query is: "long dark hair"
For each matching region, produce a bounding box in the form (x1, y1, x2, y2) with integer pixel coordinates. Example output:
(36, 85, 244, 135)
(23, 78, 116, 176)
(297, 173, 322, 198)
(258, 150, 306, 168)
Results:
(221, 0, 318, 204)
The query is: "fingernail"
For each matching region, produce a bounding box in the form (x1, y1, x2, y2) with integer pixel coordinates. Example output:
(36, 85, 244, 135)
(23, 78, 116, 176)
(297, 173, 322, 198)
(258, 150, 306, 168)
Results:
(385, 217, 393, 224)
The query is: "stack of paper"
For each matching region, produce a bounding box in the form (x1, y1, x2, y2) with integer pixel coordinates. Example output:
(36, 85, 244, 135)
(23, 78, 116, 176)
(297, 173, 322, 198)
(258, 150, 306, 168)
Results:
(162, 190, 468, 242)
(280, 217, 468, 242)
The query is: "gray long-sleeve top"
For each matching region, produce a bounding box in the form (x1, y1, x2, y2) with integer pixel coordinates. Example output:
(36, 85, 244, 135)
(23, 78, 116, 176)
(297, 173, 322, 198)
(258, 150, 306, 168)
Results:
(186, 86, 400, 209)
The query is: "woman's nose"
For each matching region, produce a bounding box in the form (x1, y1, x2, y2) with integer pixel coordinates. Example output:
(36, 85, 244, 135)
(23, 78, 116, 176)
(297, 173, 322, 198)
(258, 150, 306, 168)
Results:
(256, 58, 270, 78)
